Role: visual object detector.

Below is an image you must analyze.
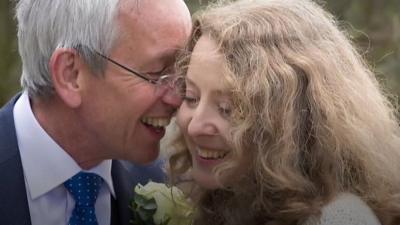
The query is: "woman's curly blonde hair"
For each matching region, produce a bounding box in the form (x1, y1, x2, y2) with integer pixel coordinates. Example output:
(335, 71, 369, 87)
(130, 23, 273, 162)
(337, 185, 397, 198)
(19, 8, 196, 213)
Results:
(168, 0, 400, 224)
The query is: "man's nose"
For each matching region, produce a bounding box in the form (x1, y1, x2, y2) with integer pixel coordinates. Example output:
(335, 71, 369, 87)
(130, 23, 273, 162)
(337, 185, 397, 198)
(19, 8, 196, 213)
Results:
(161, 88, 183, 108)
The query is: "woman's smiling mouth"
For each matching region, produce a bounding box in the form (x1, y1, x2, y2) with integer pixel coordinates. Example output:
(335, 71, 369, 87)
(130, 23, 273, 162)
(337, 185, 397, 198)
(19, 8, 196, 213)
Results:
(196, 146, 228, 160)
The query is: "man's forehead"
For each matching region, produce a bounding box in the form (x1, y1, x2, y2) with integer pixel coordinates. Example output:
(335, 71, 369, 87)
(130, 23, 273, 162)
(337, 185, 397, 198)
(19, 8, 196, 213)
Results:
(113, 0, 191, 69)
(118, 1, 190, 38)
(118, 0, 187, 19)
(117, 1, 190, 46)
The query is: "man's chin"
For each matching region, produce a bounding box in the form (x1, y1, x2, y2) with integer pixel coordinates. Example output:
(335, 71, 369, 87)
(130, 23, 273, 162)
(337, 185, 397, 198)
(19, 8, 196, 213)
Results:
(127, 146, 160, 165)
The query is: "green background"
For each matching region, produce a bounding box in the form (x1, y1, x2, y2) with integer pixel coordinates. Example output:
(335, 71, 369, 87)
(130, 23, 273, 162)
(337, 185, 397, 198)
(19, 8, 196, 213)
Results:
(1, 0, 399, 106)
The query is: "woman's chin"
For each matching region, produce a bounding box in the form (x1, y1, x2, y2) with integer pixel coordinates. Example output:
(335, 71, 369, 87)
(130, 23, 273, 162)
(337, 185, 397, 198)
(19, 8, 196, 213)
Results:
(192, 170, 221, 190)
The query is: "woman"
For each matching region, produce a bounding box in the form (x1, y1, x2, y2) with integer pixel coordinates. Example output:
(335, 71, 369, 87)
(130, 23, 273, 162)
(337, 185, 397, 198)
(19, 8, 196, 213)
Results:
(168, 0, 400, 224)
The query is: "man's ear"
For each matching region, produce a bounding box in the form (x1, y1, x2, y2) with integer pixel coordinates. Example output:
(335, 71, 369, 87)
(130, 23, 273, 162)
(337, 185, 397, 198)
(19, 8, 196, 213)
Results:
(49, 48, 83, 108)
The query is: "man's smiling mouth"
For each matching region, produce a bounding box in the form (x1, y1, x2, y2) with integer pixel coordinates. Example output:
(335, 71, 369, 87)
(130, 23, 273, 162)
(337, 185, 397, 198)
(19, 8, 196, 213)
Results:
(141, 117, 171, 128)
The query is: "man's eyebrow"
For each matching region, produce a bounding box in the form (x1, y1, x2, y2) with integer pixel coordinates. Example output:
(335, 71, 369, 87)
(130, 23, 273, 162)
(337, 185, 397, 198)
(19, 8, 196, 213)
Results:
(142, 48, 180, 74)
(147, 49, 180, 69)
(158, 48, 181, 61)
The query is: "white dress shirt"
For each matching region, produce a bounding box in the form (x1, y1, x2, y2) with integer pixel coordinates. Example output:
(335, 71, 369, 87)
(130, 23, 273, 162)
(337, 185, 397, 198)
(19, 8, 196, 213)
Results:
(13, 92, 116, 225)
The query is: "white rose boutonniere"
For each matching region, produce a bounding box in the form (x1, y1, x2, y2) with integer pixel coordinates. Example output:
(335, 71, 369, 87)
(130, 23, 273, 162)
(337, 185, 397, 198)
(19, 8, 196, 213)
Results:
(130, 181, 195, 225)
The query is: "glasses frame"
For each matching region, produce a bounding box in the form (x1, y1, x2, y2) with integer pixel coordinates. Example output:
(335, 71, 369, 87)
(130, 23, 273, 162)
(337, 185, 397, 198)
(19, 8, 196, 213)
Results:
(95, 51, 185, 96)
(96, 51, 164, 84)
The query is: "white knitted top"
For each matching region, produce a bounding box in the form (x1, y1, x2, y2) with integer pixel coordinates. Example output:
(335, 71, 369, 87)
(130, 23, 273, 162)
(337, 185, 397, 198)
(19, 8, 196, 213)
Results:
(304, 193, 381, 225)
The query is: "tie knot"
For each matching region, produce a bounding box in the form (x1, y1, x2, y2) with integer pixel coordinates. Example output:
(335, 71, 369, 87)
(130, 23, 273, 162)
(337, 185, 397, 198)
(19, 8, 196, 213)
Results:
(64, 172, 104, 208)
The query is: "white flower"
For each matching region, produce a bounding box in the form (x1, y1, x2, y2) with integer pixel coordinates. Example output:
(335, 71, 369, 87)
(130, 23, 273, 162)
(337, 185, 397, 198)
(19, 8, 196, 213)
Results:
(133, 181, 194, 225)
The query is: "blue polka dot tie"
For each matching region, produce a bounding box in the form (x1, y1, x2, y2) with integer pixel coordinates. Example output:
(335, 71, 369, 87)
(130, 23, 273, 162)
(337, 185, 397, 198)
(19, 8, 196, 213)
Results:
(64, 172, 104, 225)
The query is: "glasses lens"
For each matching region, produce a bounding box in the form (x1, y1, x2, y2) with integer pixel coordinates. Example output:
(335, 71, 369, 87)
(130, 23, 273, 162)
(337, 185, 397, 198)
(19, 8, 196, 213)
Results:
(154, 75, 185, 97)
(172, 76, 186, 97)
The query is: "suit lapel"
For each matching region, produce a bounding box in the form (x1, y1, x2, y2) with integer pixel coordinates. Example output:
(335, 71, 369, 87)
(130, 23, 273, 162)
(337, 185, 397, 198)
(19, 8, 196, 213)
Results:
(111, 160, 135, 225)
(110, 195, 121, 225)
(0, 95, 32, 225)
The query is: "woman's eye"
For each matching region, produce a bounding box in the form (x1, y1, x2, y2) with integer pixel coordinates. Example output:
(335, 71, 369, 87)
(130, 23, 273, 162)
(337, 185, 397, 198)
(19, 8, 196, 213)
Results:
(218, 103, 232, 118)
(183, 96, 199, 107)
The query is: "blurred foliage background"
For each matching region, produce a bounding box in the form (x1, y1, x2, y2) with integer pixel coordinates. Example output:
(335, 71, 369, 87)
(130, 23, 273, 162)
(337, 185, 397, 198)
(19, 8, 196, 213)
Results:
(0, 0, 399, 106)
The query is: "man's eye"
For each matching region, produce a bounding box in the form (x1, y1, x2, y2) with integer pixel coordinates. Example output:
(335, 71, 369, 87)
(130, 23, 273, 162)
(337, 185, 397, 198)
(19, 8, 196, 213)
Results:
(146, 67, 170, 79)
(146, 73, 162, 80)
(151, 66, 174, 77)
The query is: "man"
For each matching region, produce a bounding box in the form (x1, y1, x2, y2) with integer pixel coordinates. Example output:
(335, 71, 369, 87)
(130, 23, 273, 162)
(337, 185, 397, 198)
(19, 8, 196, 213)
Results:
(0, 0, 191, 224)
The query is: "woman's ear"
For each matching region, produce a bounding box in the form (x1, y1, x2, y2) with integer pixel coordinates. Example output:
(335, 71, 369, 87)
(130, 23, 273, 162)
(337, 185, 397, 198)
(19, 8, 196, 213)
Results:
(49, 48, 83, 108)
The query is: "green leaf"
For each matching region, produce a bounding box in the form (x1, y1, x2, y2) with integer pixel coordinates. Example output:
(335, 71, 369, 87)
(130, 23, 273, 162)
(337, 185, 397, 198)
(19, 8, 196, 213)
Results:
(159, 217, 171, 225)
(137, 207, 154, 221)
(134, 194, 149, 207)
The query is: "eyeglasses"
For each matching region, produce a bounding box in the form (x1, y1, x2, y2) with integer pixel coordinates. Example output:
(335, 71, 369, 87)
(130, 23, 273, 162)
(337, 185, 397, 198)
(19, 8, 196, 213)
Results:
(95, 51, 185, 97)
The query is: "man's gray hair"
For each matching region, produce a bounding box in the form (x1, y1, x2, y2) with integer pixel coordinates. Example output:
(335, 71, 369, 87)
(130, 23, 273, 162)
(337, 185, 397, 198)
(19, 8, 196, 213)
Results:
(16, 0, 120, 98)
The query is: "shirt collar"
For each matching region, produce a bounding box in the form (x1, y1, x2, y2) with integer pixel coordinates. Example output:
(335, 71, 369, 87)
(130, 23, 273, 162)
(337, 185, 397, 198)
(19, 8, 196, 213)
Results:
(14, 92, 115, 199)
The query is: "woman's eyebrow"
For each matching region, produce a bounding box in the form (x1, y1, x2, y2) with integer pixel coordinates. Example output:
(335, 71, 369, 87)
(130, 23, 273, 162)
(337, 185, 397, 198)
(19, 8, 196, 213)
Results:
(185, 77, 197, 88)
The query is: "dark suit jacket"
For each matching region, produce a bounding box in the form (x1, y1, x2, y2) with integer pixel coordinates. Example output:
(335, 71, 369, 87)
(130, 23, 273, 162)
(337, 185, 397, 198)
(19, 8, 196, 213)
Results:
(0, 95, 166, 225)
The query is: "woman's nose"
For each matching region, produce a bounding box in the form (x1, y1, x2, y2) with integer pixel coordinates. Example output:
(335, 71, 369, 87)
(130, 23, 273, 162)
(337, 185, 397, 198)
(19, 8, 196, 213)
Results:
(187, 106, 218, 137)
